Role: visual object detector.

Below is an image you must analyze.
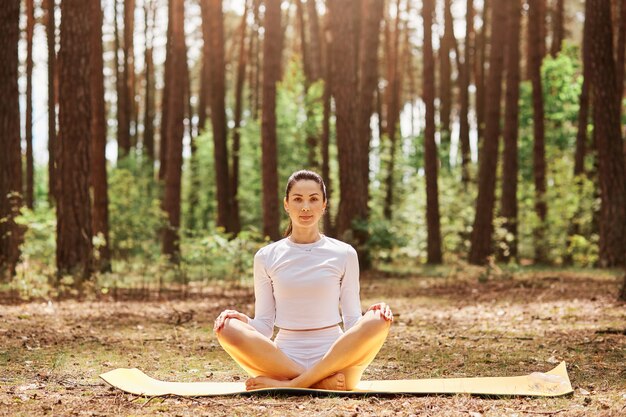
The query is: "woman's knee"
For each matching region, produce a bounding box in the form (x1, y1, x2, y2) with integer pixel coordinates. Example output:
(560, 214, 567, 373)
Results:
(216, 318, 245, 345)
(362, 309, 392, 333)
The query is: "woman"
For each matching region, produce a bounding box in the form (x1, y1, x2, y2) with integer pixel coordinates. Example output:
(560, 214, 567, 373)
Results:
(214, 170, 393, 391)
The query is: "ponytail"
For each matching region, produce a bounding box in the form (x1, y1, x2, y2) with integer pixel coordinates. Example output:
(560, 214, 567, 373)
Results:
(284, 220, 293, 237)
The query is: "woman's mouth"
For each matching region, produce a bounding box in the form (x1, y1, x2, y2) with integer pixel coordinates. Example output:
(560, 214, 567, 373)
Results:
(299, 215, 313, 221)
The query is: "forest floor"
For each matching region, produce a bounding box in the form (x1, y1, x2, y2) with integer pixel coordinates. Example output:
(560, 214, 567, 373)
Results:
(1, 266, 625, 417)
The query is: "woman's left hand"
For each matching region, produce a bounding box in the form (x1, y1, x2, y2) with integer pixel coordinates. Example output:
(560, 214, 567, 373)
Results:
(367, 302, 393, 322)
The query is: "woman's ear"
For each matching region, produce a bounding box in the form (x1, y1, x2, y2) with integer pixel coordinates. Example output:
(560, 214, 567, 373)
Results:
(283, 197, 289, 211)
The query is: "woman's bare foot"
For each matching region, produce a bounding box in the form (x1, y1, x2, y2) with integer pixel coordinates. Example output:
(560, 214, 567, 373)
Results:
(245, 376, 291, 391)
(310, 373, 346, 391)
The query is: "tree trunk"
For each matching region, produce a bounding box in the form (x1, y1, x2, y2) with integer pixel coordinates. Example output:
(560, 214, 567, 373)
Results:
(159, 1, 173, 182)
(550, 0, 564, 57)
(475, 0, 490, 142)
(615, 0, 625, 107)
(231, 0, 250, 236)
(330, 0, 368, 242)
(25, 0, 35, 209)
(459, 0, 474, 186)
(588, 0, 626, 267)
(306, 0, 322, 81)
(161, 0, 186, 262)
(198, 0, 212, 133)
(45, 0, 57, 204)
(423, 0, 442, 264)
(261, 0, 282, 241)
(383, 0, 403, 221)
(90, 0, 111, 272)
(529, 0, 548, 263)
(321, 11, 333, 236)
(0, 0, 23, 280)
(207, 0, 233, 233)
(115, 0, 130, 160)
(468, 0, 507, 265)
(439, 0, 455, 164)
(143, 0, 156, 168)
(57, 0, 93, 283)
(123, 0, 136, 150)
(499, 0, 522, 262)
(357, 0, 384, 220)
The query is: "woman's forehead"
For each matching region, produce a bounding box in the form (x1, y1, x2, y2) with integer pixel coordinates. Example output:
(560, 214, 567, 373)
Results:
(289, 180, 323, 195)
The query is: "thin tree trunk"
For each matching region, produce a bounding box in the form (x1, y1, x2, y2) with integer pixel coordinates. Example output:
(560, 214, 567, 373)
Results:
(198, 0, 211, 133)
(529, 0, 548, 263)
(231, 0, 250, 236)
(423, 0, 442, 264)
(306, 0, 322, 81)
(459, 0, 474, 186)
(550, 0, 564, 57)
(588, 0, 626, 267)
(207, 0, 233, 233)
(261, 0, 282, 240)
(439, 0, 455, 164)
(468, 0, 507, 265)
(499, 0, 522, 262)
(90, 0, 111, 272)
(57, 0, 93, 283)
(123, 0, 136, 150)
(115, 0, 129, 160)
(383, 0, 403, 221)
(45, 0, 57, 204)
(159, 1, 173, 182)
(321, 10, 333, 236)
(143, 0, 156, 167)
(475, 0, 490, 142)
(25, 0, 35, 209)
(0, 0, 23, 280)
(161, 0, 186, 262)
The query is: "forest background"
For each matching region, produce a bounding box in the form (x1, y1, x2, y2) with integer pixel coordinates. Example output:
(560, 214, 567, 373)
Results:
(1, 1, 626, 416)
(1, 0, 625, 298)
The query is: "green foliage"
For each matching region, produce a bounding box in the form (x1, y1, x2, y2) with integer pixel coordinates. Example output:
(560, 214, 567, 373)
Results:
(108, 156, 166, 260)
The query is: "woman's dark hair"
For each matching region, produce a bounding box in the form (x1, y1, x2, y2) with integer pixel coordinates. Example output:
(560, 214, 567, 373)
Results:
(284, 170, 327, 237)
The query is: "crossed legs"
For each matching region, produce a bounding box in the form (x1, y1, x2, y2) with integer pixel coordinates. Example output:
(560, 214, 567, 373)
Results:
(216, 309, 391, 391)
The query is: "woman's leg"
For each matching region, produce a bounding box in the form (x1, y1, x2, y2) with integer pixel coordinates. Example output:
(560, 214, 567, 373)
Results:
(216, 318, 305, 380)
(247, 309, 391, 390)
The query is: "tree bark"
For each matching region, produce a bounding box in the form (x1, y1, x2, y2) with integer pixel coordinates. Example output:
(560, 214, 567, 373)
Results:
(475, 0, 490, 142)
(143, 0, 156, 167)
(115, 0, 130, 160)
(529, 0, 548, 263)
(499, 0, 522, 262)
(45, 0, 57, 204)
(161, 0, 186, 261)
(439, 0, 455, 161)
(383, 0, 403, 221)
(57, 0, 93, 282)
(123, 0, 136, 150)
(261, 0, 282, 241)
(0, 0, 23, 279)
(231, 0, 250, 236)
(321, 11, 333, 236)
(459, 0, 474, 186)
(550, 0, 564, 57)
(587, 0, 626, 267)
(25, 0, 35, 209)
(615, 0, 625, 107)
(306, 0, 322, 81)
(206, 0, 234, 233)
(159, 1, 173, 182)
(423, 0, 442, 264)
(90, 0, 111, 272)
(468, 0, 507, 265)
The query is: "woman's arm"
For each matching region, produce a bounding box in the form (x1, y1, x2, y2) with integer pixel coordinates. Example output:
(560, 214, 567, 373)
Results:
(246, 251, 276, 338)
(340, 246, 362, 330)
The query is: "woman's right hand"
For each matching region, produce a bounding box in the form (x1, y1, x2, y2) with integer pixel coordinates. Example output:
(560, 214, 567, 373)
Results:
(213, 309, 249, 333)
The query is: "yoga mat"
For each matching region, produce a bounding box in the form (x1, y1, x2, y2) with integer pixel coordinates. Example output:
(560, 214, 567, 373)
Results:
(100, 361, 573, 397)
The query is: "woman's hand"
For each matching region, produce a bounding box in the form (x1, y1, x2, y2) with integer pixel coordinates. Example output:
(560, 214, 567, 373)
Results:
(213, 309, 249, 332)
(367, 302, 393, 322)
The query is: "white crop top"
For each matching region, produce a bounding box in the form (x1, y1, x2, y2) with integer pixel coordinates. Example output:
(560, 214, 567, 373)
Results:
(247, 235, 362, 339)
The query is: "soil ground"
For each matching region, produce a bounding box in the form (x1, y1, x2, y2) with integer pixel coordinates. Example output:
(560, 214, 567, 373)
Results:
(1, 267, 625, 416)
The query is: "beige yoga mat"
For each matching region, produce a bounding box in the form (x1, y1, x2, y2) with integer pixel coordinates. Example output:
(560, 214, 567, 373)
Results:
(100, 361, 573, 397)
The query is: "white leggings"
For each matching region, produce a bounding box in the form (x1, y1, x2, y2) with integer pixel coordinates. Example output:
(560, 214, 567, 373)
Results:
(274, 326, 344, 370)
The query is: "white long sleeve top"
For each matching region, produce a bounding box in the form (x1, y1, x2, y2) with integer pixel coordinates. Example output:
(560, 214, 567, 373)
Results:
(247, 235, 362, 339)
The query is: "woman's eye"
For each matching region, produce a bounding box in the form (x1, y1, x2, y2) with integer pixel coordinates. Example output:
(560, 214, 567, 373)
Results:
(294, 197, 302, 202)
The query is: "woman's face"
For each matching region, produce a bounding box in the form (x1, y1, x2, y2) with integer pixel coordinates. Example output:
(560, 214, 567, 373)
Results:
(284, 180, 327, 230)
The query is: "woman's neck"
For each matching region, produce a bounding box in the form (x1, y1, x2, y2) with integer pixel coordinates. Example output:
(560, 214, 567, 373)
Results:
(289, 228, 322, 244)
